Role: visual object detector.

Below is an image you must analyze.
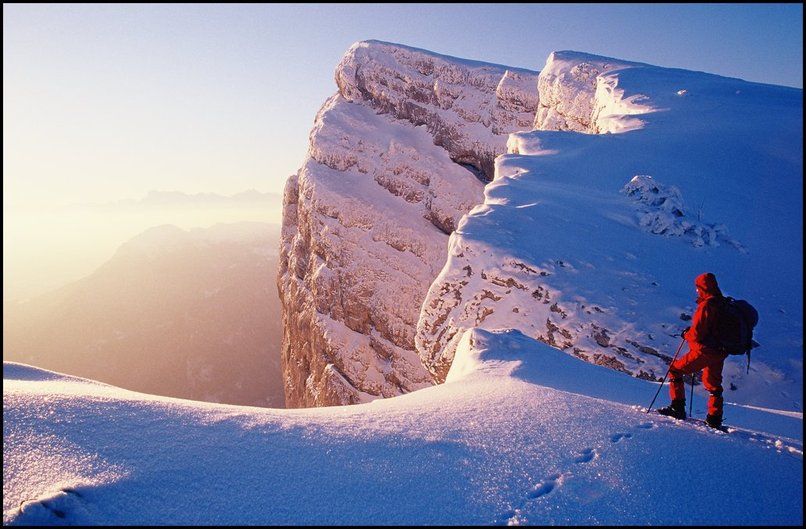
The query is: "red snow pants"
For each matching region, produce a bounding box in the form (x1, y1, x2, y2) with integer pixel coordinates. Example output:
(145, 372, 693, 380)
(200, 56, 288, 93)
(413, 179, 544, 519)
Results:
(669, 347, 729, 417)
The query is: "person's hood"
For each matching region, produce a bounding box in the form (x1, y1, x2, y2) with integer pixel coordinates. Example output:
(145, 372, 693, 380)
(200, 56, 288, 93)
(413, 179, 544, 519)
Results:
(696, 272, 723, 298)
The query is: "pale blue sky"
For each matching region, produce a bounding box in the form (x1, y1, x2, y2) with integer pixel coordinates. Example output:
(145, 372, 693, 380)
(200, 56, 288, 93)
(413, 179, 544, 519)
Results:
(3, 3, 803, 207)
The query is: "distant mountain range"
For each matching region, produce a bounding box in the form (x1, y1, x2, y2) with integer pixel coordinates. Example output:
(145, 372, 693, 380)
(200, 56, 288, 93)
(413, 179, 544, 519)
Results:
(3, 221, 284, 408)
(74, 189, 283, 210)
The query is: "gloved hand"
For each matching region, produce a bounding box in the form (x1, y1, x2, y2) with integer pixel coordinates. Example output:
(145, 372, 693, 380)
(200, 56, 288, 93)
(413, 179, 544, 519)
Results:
(681, 327, 691, 338)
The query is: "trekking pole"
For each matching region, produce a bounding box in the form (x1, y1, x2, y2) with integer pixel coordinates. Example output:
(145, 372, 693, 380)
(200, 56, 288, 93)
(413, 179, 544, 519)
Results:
(688, 373, 695, 417)
(646, 337, 686, 413)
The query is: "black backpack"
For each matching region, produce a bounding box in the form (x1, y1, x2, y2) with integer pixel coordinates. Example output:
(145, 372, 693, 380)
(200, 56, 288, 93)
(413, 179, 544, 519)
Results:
(714, 296, 759, 370)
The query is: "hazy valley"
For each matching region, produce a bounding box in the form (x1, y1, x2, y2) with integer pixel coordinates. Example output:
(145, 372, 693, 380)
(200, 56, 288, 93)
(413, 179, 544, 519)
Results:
(4, 222, 285, 408)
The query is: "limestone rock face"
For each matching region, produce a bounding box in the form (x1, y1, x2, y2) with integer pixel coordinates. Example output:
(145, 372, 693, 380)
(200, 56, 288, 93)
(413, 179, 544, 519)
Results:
(278, 41, 539, 407)
(336, 40, 539, 181)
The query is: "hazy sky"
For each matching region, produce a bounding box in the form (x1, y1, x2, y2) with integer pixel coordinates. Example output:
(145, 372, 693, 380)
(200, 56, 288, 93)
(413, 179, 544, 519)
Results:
(3, 3, 803, 209)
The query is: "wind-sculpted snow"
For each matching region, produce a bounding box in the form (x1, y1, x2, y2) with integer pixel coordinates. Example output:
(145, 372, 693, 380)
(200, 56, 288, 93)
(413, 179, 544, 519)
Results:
(417, 52, 803, 412)
(534, 51, 654, 134)
(279, 41, 539, 407)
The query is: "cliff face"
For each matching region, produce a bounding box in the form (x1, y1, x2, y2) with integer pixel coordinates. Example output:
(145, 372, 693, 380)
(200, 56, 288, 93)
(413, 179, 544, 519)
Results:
(335, 41, 539, 181)
(278, 41, 538, 407)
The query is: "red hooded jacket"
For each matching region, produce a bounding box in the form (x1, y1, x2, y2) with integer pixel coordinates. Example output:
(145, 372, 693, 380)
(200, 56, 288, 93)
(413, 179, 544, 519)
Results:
(686, 272, 726, 354)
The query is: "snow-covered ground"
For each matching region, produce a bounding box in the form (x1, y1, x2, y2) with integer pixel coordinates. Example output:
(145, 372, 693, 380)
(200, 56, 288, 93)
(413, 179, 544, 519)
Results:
(3, 329, 801, 525)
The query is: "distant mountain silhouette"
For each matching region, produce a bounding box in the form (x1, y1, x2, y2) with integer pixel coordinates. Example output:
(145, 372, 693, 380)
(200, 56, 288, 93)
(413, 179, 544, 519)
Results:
(73, 189, 284, 211)
(4, 222, 285, 408)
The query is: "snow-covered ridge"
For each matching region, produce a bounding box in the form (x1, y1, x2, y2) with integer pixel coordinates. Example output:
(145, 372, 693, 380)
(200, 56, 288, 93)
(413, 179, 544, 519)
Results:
(416, 51, 803, 413)
(279, 41, 540, 407)
(281, 41, 801, 411)
(4, 362, 108, 385)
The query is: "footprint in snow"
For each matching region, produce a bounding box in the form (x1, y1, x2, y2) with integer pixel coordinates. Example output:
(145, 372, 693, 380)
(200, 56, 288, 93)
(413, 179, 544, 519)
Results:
(9, 488, 86, 525)
(496, 474, 563, 525)
(574, 448, 597, 464)
(610, 432, 633, 443)
(528, 473, 562, 499)
(496, 423, 653, 524)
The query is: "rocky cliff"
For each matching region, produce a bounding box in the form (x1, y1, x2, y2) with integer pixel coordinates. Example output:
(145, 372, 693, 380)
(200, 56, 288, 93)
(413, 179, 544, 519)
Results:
(278, 40, 538, 407)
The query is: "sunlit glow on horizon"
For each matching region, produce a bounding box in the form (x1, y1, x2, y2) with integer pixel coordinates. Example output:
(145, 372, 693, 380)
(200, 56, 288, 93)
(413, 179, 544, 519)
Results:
(3, 198, 283, 302)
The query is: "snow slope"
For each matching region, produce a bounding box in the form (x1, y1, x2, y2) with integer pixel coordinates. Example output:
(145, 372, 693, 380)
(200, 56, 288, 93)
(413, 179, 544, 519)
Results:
(3, 330, 802, 525)
(417, 51, 803, 412)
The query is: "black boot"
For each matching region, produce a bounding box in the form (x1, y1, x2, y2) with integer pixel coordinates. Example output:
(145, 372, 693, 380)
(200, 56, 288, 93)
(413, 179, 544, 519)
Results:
(705, 414, 723, 429)
(657, 399, 687, 420)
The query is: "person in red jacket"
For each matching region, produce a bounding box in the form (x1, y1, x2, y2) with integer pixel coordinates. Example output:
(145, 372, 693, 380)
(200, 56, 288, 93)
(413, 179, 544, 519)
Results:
(657, 272, 729, 428)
